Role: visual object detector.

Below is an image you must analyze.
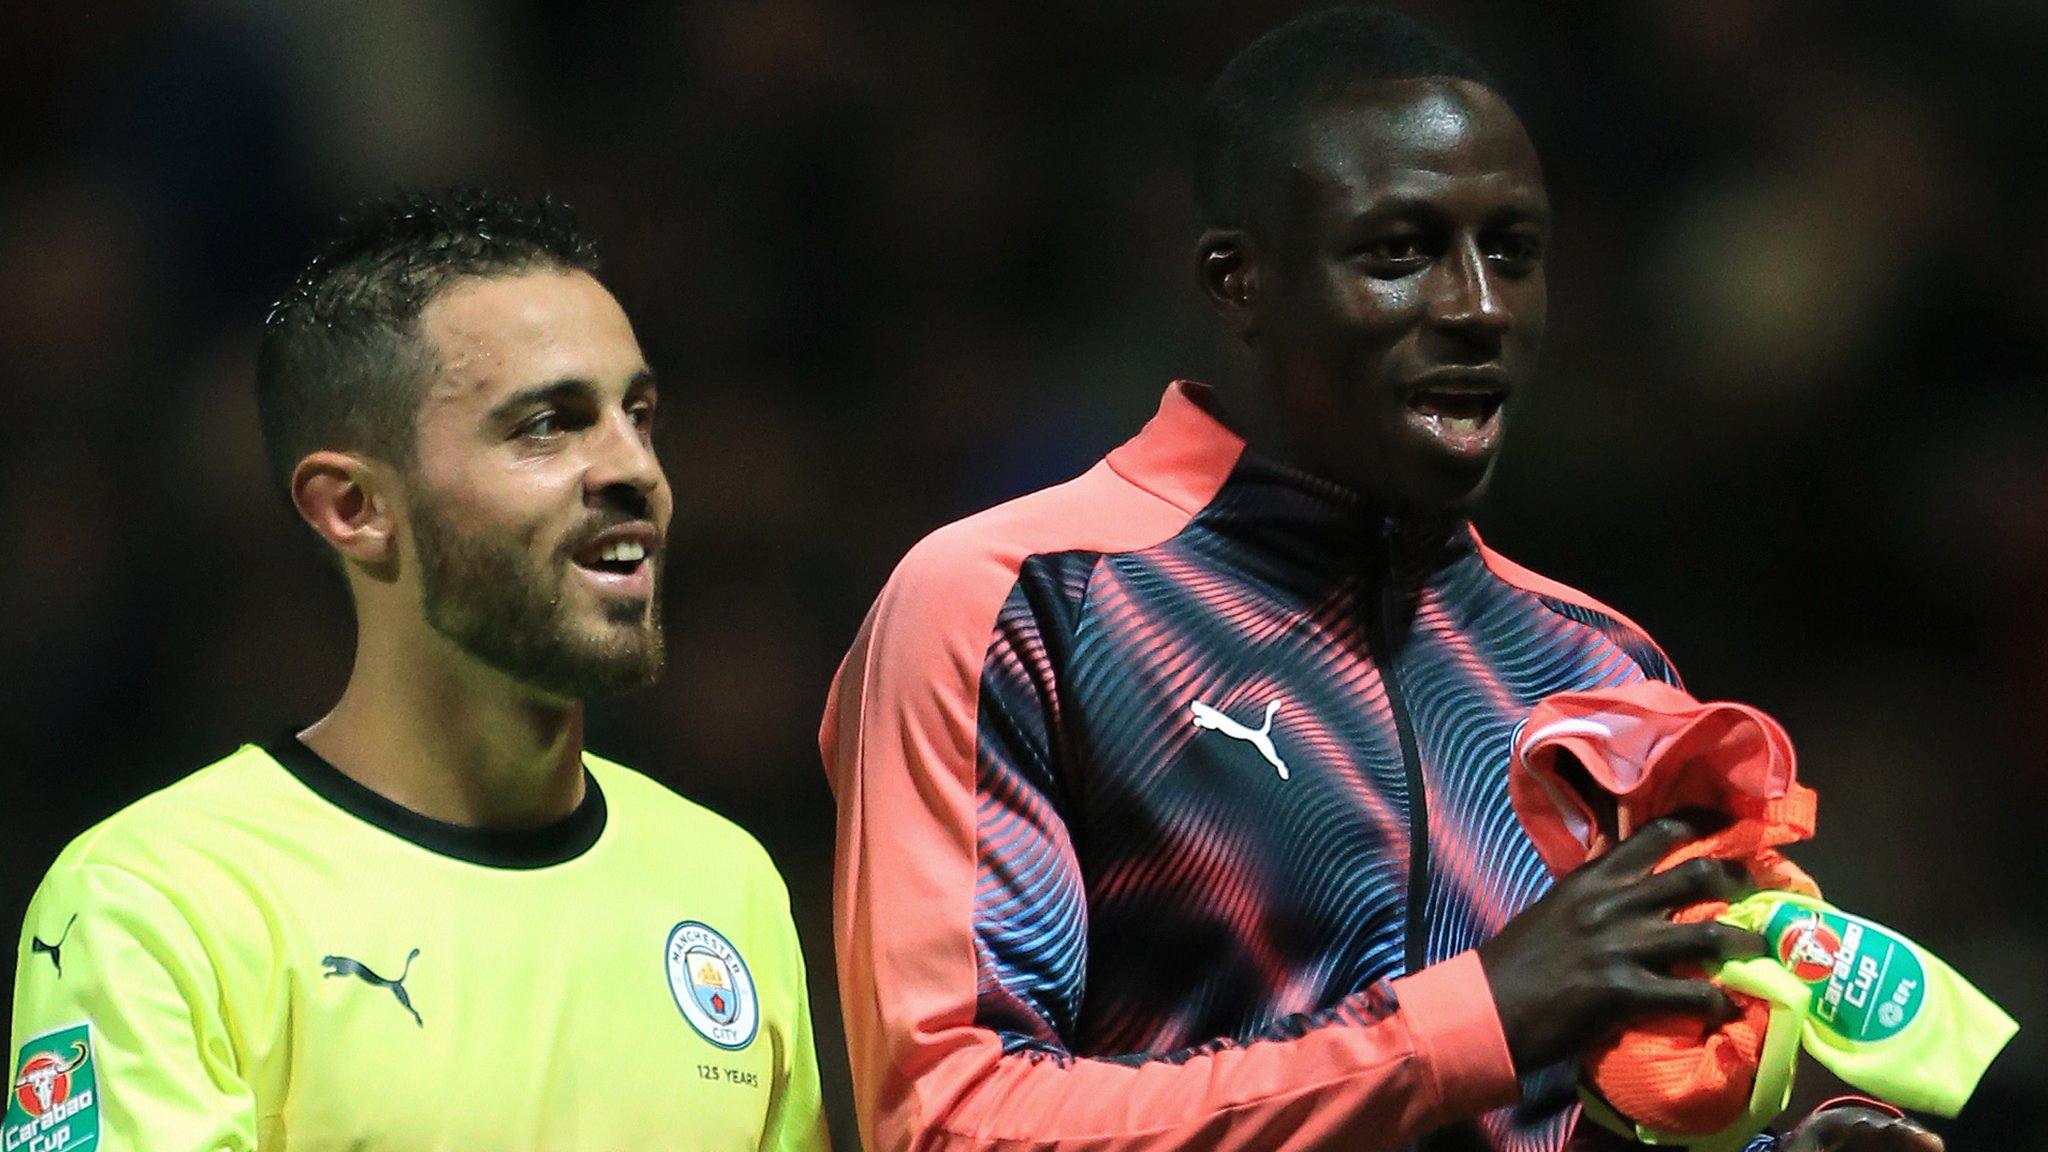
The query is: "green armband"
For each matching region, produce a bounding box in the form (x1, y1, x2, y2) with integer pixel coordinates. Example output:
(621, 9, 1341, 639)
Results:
(1579, 891, 2016, 1152)
(1715, 890, 2017, 1117)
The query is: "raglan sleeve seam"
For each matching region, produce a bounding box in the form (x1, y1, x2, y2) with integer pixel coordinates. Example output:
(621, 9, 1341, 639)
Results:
(46, 859, 235, 1033)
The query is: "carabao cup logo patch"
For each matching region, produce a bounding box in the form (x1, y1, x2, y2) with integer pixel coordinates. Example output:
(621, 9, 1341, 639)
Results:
(1765, 904, 1926, 1042)
(666, 921, 759, 1050)
(7, 1021, 100, 1151)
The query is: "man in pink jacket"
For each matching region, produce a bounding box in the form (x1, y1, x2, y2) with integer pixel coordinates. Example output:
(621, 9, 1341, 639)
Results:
(822, 9, 1943, 1152)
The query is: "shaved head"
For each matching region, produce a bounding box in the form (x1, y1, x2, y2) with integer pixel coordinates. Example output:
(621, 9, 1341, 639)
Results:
(1195, 6, 1504, 233)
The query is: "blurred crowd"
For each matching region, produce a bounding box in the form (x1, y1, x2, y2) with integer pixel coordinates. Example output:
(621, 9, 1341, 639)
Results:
(2, 2, 2042, 1146)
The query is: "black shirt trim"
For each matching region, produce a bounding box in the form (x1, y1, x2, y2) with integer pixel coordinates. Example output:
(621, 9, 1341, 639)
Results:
(261, 733, 607, 869)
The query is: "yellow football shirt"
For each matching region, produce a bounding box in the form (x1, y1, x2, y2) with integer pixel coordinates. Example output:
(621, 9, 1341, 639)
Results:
(8, 738, 829, 1151)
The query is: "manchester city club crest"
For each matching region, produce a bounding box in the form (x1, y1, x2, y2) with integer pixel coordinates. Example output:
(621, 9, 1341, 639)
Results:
(665, 921, 758, 1050)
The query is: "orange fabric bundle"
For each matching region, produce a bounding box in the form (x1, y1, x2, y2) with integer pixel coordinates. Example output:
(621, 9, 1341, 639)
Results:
(1508, 680, 1820, 1136)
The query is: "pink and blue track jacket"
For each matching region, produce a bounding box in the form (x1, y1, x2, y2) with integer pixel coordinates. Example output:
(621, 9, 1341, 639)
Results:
(823, 382, 1690, 1152)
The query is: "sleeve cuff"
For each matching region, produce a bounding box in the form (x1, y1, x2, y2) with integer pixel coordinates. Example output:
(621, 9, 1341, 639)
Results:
(1390, 949, 1522, 1117)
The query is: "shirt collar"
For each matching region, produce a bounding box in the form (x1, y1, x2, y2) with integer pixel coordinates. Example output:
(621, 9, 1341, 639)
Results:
(262, 734, 608, 869)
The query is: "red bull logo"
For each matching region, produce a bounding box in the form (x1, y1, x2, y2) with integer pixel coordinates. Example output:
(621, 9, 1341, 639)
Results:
(1779, 915, 1844, 984)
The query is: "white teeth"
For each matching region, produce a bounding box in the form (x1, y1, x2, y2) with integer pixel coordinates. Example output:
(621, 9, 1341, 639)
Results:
(597, 541, 647, 564)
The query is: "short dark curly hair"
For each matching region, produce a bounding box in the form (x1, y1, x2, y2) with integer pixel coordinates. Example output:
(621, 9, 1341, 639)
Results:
(255, 186, 603, 498)
(1194, 6, 1499, 231)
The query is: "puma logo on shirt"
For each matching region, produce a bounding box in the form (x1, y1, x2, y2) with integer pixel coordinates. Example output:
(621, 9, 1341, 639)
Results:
(323, 948, 423, 1027)
(31, 914, 77, 978)
(1190, 698, 1289, 780)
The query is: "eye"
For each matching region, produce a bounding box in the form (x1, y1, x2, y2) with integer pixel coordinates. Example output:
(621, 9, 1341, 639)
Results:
(516, 410, 565, 441)
(1488, 229, 1547, 272)
(627, 399, 656, 431)
(1370, 234, 1426, 261)
(1352, 230, 1434, 278)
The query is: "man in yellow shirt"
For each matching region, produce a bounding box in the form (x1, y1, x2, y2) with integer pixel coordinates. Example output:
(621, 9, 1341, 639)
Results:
(9, 187, 828, 1151)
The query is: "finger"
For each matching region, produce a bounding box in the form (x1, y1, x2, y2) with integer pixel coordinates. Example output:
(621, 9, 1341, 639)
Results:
(1634, 920, 1768, 964)
(1843, 1120, 1943, 1152)
(1790, 1108, 1936, 1152)
(1613, 971, 1742, 1022)
(1897, 1123, 1944, 1152)
(1598, 814, 1709, 875)
(1623, 856, 1756, 912)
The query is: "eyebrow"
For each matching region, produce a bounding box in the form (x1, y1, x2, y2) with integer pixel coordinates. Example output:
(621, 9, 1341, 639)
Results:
(484, 368, 658, 424)
(1344, 193, 1552, 228)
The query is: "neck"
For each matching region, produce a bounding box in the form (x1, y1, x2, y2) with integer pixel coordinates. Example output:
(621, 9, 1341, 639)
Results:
(301, 611, 587, 830)
(1206, 375, 1476, 534)
(1206, 372, 1363, 493)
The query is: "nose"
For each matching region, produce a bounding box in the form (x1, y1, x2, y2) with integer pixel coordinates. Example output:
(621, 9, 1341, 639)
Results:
(584, 407, 664, 511)
(1427, 238, 1510, 337)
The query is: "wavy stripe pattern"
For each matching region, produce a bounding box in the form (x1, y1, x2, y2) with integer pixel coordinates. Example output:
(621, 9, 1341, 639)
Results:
(968, 457, 1681, 1150)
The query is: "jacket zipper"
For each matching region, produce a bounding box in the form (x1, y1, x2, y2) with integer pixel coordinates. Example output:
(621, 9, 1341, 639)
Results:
(1367, 520, 1431, 975)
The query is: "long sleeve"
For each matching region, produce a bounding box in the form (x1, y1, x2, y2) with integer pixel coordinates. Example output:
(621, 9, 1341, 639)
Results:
(11, 859, 257, 1152)
(819, 529, 1522, 1152)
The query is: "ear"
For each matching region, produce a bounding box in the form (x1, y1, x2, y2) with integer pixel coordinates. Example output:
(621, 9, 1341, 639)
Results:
(1197, 228, 1261, 347)
(290, 450, 399, 573)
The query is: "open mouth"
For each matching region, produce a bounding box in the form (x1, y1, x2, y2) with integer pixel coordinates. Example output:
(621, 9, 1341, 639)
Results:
(570, 528, 657, 598)
(1405, 387, 1507, 458)
(574, 538, 648, 576)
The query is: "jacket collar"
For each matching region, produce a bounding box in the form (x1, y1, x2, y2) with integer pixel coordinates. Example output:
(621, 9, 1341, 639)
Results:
(1101, 381, 1248, 516)
(1106, 381, 1469, 575)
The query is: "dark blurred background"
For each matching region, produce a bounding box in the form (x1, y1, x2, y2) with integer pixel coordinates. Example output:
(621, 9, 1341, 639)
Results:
(2, 2, 2042, 1147)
